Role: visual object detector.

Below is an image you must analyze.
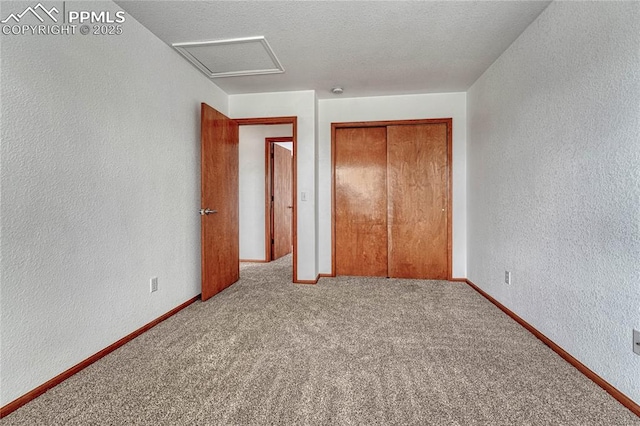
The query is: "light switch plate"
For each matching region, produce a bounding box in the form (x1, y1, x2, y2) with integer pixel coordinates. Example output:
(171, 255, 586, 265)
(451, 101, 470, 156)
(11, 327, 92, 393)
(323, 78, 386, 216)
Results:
(634, 329, 640, 356)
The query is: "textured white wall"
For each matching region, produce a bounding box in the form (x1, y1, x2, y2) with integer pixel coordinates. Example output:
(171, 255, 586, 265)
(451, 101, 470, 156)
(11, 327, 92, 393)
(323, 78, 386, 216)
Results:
(317, 93, 467, 278)
(239, 124, 292, 260)
(467, 2, 640, 405)
(229, 91, 317, 280)
(0, 2, 228, 405)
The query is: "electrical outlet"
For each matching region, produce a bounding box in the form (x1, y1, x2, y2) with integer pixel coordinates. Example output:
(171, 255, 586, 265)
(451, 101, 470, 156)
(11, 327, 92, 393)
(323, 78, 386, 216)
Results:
(634, 329, 640, 356)
(505, 271, 511, 285)
(150, 277, 158, 293)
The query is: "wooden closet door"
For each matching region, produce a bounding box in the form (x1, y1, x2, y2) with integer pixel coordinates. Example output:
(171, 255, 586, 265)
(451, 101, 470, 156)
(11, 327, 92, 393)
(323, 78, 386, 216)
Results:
(335, 127, 388, 276)
(387, 124, 448, 279)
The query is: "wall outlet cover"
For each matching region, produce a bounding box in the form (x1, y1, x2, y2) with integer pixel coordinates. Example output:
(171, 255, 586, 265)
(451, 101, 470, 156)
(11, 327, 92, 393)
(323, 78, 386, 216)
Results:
(504, 271, 511, 285)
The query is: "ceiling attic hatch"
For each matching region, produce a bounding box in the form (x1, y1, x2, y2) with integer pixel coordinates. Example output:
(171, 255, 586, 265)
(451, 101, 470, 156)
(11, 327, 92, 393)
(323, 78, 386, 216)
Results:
(172, 36, 285, 78)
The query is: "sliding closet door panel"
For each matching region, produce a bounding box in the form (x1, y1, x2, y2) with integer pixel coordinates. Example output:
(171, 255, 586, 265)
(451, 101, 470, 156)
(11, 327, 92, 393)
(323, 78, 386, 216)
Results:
(387, 124, 448, 279)
(335, 127, 388, 276)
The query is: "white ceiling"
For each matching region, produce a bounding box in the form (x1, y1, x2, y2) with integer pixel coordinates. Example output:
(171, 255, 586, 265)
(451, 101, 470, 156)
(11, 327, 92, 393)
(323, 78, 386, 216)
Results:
(116, 1, 551, 99)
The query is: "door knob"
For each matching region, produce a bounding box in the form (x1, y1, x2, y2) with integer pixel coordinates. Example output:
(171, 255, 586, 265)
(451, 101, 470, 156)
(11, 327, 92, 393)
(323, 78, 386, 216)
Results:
(199, 208, 218, 215)
(287, 206, 293, 209)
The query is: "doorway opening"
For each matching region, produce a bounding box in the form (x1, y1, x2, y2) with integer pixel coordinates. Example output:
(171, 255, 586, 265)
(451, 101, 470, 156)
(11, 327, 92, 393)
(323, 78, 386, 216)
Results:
(236, 117, 299, 282)
(266, 137, 293, 262)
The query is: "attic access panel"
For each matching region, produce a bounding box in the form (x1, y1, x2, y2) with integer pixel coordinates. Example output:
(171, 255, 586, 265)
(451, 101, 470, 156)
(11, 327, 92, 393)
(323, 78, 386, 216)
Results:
(173, 36, 285, 78)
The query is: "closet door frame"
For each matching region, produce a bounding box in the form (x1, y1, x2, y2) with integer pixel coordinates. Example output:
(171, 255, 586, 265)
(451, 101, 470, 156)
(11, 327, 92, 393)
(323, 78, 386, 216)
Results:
(330, 118, 453, 280)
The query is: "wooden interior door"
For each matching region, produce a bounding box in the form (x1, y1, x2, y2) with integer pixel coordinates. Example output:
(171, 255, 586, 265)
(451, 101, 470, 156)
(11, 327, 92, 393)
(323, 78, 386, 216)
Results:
(271, 144, 293, 260)
(387, 124, 448, 279)
(335, 127, 388, 276)
(201, 103, 239, 301)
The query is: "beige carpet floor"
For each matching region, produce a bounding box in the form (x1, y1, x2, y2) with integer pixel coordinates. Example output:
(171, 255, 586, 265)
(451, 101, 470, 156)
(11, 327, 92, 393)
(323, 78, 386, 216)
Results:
(3, 255, 639, 425)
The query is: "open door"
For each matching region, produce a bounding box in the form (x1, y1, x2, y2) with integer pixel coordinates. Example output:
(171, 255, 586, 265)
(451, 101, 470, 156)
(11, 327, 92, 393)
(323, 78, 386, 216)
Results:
(200, 103, 239, 301)
(271, 143, 293, 260)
